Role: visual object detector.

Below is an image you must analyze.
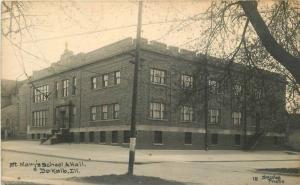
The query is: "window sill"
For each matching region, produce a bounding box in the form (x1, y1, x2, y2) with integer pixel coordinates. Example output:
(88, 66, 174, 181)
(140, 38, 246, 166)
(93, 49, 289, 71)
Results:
(184, 144, 192, 145)
(89, 119, 119, 122)
(210, 92, 224, 95)
(33, 100, 49, 104)
(148, 118, 168, 121)
(151, 82, 168, 87)
(208, 123, 221, 125)
(91, 84, 120, 91)
(180, 121, 193, 123)
(180, 87, 194, 90)
(153, 143, 163, 146)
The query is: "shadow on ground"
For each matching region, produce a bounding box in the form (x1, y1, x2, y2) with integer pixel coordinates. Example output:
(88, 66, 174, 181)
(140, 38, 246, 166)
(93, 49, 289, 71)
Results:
(3, 181, 50, 185)
(69, 174, 194, 185)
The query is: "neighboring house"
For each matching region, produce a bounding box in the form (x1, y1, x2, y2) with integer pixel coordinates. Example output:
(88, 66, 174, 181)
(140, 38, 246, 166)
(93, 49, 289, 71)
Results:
(1, 79, 27, 139)
(23, 38, 287, 149)
(1, 104, 18, 139)
(1, 79, 18, 108)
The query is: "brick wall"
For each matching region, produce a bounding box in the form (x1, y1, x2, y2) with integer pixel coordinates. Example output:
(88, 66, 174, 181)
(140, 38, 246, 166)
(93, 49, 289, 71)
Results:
(25, 38, 287, 149)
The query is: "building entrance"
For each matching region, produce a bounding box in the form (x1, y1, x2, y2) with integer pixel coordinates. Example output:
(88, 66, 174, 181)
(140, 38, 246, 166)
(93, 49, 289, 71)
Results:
(55, 105, 71, 129)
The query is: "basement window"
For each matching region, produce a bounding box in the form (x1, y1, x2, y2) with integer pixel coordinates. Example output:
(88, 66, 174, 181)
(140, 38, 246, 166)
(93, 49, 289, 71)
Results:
(184, 132, 192, 145)
(211, 133, 218, 145)
(154, 131, 163, 144)
(234, 134, 241, 146)
(100, 131, 106, 143)
(123, 131, 130, 144)
(112, 131, 118, 144)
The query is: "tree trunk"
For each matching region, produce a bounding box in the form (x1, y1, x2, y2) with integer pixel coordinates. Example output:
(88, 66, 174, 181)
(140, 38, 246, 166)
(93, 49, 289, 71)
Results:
(238, 1, 300, 84)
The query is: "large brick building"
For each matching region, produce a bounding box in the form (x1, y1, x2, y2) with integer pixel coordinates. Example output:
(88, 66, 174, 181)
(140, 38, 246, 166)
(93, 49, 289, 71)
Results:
(23, 38, 287, 149)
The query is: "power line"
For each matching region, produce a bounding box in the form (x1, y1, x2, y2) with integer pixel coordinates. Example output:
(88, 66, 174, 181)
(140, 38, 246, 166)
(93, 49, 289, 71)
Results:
(22, 18, 205, 44)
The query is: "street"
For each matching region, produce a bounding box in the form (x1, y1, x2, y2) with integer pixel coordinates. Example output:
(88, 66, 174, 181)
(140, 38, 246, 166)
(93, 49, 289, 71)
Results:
(2, 141, 300, 185)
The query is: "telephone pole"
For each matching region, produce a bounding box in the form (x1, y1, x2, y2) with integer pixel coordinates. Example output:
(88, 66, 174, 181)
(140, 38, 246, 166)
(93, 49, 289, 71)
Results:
(128, 0, 143, 176)
(204, 57, 209, 150)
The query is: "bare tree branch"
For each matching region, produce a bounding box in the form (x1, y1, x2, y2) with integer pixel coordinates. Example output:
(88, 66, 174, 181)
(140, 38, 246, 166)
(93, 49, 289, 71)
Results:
(238, 0, 300, 84)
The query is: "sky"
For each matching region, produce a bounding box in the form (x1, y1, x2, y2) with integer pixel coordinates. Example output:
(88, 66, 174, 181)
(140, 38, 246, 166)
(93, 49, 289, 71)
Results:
(2, 0, 211, 80)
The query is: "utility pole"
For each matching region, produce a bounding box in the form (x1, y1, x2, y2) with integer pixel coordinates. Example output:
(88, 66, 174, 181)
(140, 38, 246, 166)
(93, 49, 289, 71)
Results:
(204, 57, 209, 150)
(128, 0, 143, 176)
(242, 68, 248, 150)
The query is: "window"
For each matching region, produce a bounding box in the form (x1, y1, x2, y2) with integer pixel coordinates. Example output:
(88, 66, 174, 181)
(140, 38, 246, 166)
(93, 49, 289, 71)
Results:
(150, 69, 166, 85)
(154, 131, 162, 144)
(102, 74, 108, 87)
(114, 71, 120, 85)
(34, 85, 49, 102)
(55, 82, 59, 98)
(72, 107, 76, 123)
(123, 131, 130, 143)
(209, 109, 220, 124)
(100, 131, 106, 143)
(233, 84, 242, 96)
(33, 112, 36, 126)
(274, 136, 279, 145)
(80, 132, 85, 142)
(89, 132, 94, 143)
(211, 133, 218, 145)
(112, 131, 118, 143)
(62, 79, 69, 97)
(113, 103, 119, 119)
(254, 113, 261, 127)
(32, 110, 48, 127)
(232, 112, 242, 126)
(255, 88, 262, 99)
(209, 80, 222, 94)
(72, 77, 77, 95)
(208, 80, 217, 93)
(5, 119, 10, 128)
(149, 102, 165, 119)
(234, 134, 241, 145)
(181, 74, 193, 88)
(181, 106, 193, 122)
(42, 111, 46, 126)
(91, 77, 97, 89)
(90, 106, 97, 121)
(101, 105, 108, 120)
(184, 132, 192, 145)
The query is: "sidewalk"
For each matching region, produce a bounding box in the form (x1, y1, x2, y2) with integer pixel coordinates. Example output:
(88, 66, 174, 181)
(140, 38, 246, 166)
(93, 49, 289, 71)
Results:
(2, 140, 300, 185)
(2, 140, 299, 163)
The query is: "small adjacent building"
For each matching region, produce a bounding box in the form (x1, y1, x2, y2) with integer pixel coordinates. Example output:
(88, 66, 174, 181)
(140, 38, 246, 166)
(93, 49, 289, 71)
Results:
(1, 79, 27, 139)
(23, 38, 287, 149)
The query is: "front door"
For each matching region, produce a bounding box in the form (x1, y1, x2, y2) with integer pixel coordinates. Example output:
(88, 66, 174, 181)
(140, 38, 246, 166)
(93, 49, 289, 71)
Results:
(55, 106, 70, 129)
(60, 111, 66, 128)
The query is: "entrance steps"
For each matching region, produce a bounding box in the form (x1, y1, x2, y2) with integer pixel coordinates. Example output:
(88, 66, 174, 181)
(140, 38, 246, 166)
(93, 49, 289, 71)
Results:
(40, 128, 71, 145)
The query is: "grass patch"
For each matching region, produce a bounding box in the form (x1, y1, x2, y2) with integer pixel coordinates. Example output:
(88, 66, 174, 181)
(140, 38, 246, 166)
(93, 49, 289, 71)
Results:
(256, 168, 300, 176)
(69, 174, 189, 185)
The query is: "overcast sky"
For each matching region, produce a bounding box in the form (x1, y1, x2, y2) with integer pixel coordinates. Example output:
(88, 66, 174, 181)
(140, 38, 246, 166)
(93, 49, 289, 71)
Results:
(2, 0, 213, 80)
